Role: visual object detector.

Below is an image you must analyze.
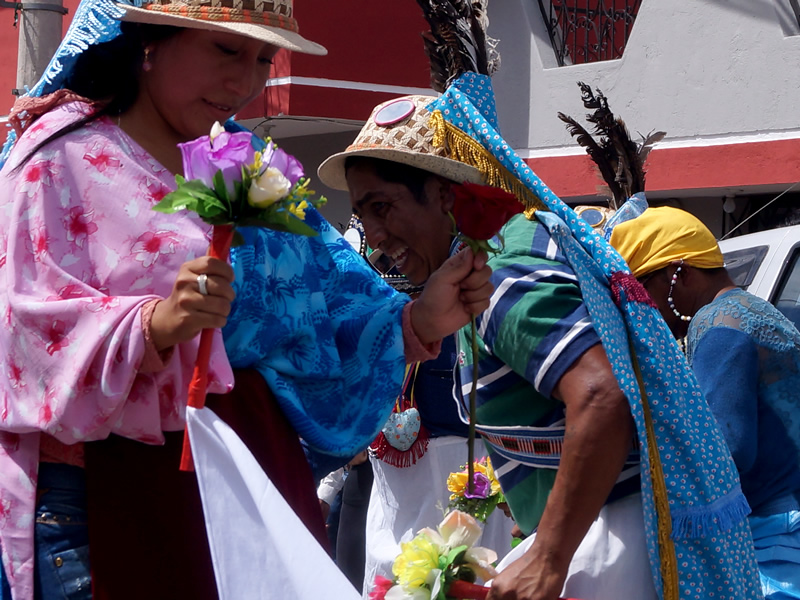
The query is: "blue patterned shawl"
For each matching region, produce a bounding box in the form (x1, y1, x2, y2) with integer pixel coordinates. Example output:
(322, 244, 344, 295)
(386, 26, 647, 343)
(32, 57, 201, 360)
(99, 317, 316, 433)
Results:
(431, 73, 763, 599)
(222, 209, 408, 458)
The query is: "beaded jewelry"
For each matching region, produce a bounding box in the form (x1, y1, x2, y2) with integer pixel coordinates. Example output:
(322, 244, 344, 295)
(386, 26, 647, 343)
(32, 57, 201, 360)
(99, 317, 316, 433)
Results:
(667, 260, 692, 322)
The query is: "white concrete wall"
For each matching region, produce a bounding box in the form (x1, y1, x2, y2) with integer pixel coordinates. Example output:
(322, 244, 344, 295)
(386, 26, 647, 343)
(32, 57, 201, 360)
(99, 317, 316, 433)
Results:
(488, 0, 800, 155)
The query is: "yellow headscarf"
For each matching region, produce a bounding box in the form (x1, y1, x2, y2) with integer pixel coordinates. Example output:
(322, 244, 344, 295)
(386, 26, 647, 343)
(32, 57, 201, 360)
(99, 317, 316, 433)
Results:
(610, 206, 724, 278)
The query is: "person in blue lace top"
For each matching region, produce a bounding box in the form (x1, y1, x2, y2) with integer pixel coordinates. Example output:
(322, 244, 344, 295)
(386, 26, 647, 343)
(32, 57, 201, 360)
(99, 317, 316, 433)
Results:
(612, 206, 800, 600)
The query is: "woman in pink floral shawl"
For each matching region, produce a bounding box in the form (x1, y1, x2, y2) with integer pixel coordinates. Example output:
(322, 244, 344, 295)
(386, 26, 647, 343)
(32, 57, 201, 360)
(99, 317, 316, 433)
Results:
(0, 1, 495, 598)
(0, 17, 274, 600)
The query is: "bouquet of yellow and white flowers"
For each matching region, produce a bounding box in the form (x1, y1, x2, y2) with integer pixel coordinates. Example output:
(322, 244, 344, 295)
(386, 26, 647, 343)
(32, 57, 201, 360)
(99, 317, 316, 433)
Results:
(370, 510, 497, 600)
(446, 457, 504, 523)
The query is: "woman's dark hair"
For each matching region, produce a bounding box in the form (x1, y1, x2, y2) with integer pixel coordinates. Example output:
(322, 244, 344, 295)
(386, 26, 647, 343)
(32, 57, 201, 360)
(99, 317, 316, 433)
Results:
(16, 22, 180, 170)
(344, 156, 434, 204)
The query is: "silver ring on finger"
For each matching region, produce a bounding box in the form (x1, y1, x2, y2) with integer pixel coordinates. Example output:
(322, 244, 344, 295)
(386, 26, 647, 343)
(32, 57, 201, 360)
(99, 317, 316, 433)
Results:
(197, 273, 209, 296)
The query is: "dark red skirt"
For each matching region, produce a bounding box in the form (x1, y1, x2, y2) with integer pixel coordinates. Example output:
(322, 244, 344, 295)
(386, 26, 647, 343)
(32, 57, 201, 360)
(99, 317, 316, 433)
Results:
(84, 369, 328, 600)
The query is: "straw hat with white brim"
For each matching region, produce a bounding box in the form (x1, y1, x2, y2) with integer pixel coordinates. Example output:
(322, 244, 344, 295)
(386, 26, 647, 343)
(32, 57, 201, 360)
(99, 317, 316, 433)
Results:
(317, 95, 484, 191)
(118, 0, 327, 55)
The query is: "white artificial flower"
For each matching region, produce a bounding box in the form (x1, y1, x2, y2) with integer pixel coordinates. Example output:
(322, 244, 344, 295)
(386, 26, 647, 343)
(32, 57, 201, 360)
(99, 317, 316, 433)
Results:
(464, 546, 498, 581)
(248, 167, 292, 208)
(437, 510, 483, 549)
(426, 569, 443, 599)
(209, 121, 225, 143)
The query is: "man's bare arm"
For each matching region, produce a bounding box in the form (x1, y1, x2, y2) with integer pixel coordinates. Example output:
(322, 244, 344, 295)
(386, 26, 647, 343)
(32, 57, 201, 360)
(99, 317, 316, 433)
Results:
(488, 344, 634, 600)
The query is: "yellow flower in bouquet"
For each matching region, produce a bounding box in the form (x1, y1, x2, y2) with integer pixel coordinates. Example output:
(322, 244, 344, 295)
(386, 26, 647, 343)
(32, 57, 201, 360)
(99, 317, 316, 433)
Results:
(483, 457, 502, 497)
(446, 471, 469, 501)
(394, 534, 441, 589)
(289, 200, 310, 220)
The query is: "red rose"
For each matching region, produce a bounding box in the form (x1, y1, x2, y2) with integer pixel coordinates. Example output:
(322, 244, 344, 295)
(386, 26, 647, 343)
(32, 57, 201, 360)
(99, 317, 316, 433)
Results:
(369, 575, 394, 600)
(452, 183, 523, 242)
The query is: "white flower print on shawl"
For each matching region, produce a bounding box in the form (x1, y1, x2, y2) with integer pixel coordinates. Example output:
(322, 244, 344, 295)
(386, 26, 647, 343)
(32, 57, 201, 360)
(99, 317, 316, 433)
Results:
(0, 102, 234, 599)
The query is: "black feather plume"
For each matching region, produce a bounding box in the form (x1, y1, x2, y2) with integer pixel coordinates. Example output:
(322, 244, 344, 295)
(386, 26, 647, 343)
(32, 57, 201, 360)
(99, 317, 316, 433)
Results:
(559, 81, 665, 209)
(415, 0, 498, 92)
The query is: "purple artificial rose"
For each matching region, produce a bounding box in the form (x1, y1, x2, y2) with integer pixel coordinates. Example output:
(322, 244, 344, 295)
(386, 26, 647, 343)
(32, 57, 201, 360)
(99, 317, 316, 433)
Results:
(179, 130, 256, 198)
(261, 143, 304, 186)
(463, 472, 491, 499)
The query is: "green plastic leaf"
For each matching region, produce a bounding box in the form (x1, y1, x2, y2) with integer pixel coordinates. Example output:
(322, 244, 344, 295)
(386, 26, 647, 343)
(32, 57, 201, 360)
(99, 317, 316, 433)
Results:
(212, 170, 230, 203)
(445, 545, 468, 568)
(152, 192, 193, 214)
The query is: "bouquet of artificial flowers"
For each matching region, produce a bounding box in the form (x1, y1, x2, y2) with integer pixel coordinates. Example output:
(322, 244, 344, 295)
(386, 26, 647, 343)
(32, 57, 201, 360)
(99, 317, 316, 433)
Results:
(154, 121, 325, 241)
(370, 510, 497, 600)
(153, 121, 326, 470)
(446, 457, 505, 523)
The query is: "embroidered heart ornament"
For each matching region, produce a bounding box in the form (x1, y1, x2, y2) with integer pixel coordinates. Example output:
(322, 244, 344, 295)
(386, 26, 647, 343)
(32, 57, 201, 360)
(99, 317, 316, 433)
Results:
(381, 407, 421, 451)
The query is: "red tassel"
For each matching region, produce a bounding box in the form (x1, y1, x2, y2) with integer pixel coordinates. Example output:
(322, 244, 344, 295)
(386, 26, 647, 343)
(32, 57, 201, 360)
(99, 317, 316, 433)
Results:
(370, 366, 431, 468)
(370, 424, 430, 468)
(179, 224, 235, 472)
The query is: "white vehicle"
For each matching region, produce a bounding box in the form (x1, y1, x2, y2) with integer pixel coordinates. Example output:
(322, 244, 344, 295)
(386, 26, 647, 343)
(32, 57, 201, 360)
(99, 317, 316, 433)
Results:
(719, 224, 800, 330)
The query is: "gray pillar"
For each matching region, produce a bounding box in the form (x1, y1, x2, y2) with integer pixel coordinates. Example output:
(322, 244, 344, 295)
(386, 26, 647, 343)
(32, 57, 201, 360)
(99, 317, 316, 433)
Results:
(15, 0, 65, 93)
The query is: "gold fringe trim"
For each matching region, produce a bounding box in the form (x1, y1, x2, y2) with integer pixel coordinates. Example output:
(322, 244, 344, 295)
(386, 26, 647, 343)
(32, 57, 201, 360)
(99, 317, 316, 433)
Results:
(430, 110, 546, 213)
(629, 340, 680, 600)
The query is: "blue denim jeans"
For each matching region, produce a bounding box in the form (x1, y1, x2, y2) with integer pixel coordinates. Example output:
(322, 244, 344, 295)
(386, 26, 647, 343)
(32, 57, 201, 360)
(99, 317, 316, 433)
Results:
(34, 463, 91, 599)
(1, 463, 91, 600)
(30, 463, 91, 600)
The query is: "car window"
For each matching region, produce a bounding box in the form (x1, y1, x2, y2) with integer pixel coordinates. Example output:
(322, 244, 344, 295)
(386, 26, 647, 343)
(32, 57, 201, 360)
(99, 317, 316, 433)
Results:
(723, 246, 769, 289)
(772, 245, 800, 330)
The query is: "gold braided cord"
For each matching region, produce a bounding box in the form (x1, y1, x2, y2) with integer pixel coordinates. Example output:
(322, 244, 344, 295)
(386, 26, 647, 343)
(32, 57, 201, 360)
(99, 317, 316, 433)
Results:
(628, 339, 679, 600)
(430, 111, 546, 212)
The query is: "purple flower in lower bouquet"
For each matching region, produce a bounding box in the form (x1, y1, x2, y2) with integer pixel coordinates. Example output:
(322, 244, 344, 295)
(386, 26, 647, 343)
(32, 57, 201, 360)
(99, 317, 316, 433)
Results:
(463, 472, 490, 499)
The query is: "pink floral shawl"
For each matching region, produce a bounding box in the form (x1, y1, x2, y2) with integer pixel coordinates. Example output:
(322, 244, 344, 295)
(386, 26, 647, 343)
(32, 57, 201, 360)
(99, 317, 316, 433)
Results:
(0, 102, 234, 599)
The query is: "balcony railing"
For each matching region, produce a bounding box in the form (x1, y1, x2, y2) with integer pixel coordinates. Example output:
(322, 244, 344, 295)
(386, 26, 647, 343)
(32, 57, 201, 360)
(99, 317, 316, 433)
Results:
(537, 0, 642, 66)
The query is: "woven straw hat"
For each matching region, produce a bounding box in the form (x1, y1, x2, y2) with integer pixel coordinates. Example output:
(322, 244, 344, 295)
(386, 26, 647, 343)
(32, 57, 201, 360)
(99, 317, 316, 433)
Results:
(118, 0, 327, 55)
(317, 95, 483, 191)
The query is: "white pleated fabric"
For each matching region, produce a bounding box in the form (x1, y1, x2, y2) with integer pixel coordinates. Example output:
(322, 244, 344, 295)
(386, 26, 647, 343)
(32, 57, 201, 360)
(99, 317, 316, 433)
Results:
(494, 493, 658, 600)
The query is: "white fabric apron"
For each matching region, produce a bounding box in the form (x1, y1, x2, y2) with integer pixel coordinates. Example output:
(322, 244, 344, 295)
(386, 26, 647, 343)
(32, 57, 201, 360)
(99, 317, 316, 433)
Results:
(362, 435, 514, 597)
(494, 493, 658, 600)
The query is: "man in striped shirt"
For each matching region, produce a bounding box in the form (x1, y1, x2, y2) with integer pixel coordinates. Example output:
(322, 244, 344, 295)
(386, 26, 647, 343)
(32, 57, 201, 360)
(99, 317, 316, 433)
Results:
(318, 97, 652, 599)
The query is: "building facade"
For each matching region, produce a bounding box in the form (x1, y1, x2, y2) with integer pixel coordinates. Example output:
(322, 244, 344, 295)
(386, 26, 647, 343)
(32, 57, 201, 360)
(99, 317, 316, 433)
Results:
(2, 1, 799, 235)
